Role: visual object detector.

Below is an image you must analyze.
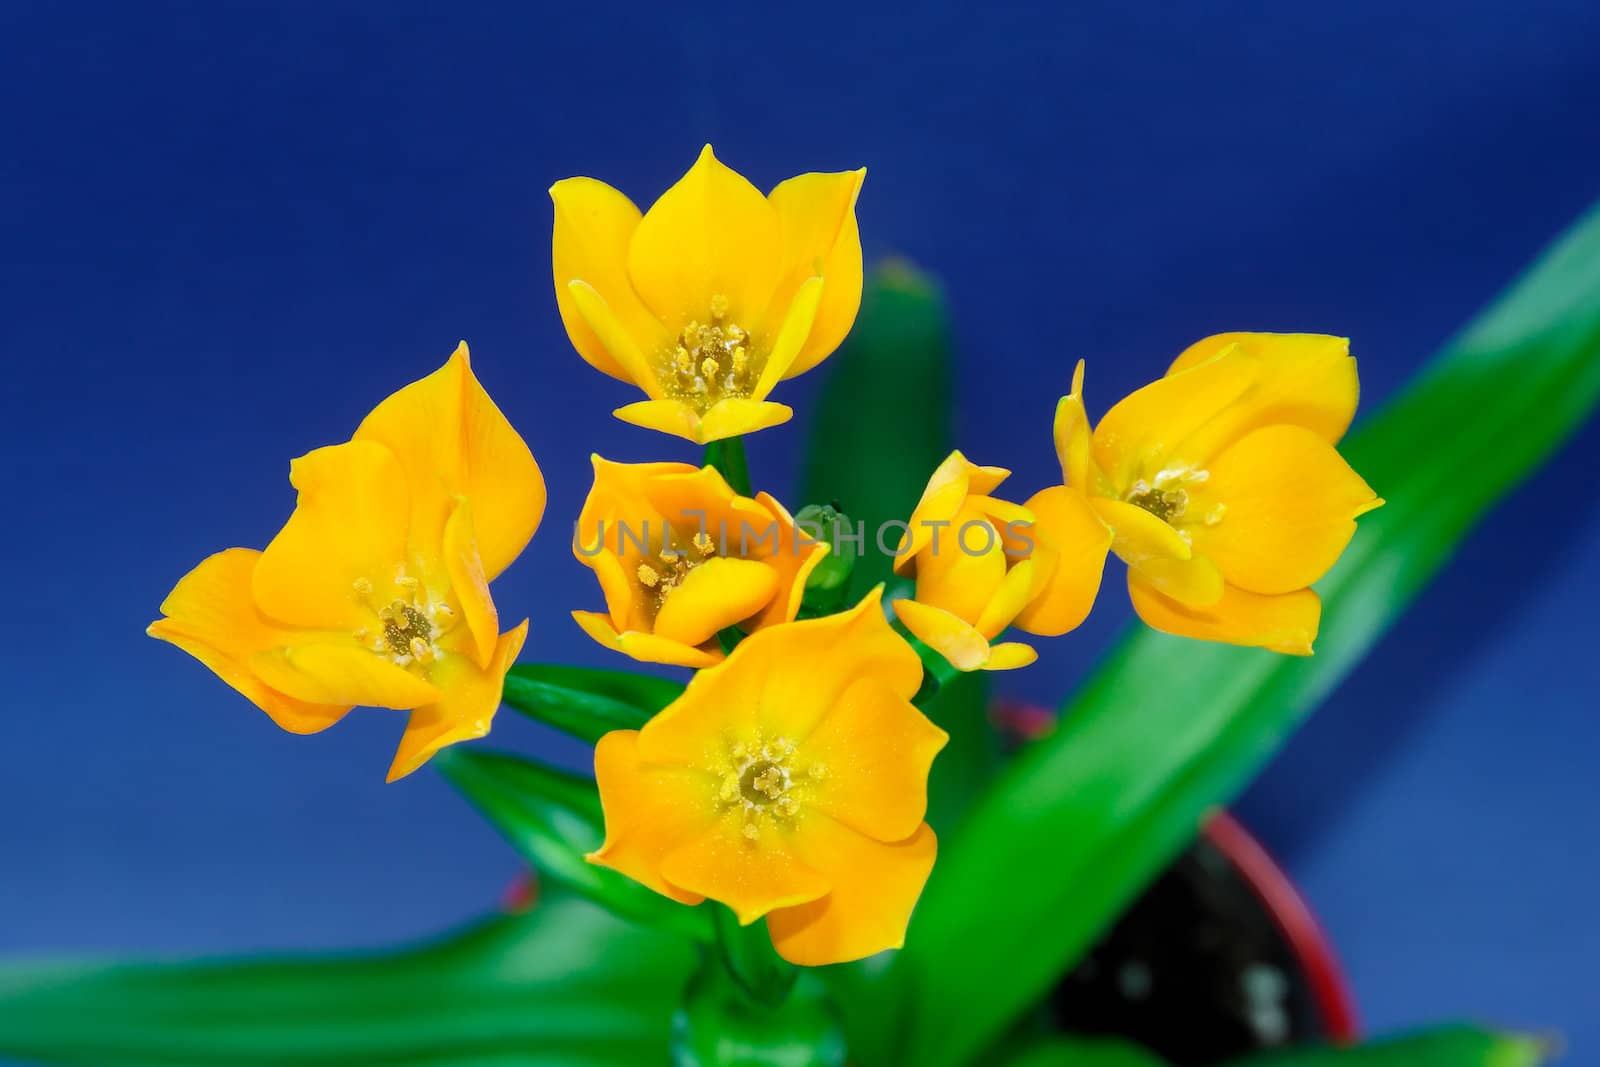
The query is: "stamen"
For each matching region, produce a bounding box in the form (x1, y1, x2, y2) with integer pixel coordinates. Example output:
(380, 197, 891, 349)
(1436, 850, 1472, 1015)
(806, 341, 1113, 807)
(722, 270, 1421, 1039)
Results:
(692, 531, 715, 556)
(637, 563, 661, 588)
(660, 297, 758, 410)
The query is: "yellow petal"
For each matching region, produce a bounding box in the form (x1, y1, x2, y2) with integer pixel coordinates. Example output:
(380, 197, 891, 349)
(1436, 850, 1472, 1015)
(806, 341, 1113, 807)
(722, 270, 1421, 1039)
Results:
(697, 398, 795, 443)
(984, 642, 1039, 671)
(767, 819, 936, 966)
(751, 275, 824, 398)
(654, 557, 782, 647)
(587, 729, 715, 905)
(147, 548, 349, 734)
(568, 281, 667, 398)
(354, 343, 546, 581)
(1089, 497, 1191, 563)
(1053, 359, 1094, 489)
(659, 815, 832, 925)
(1190, 424, 1381, 594)
(639, 589, 921, 766)
(626, 145, 783, 331)
(550, 177, 673, 382)
(765, 168, 866, 377)
(894, 451, 1011, 572)
(892, 598, 991, 673)
(571, 610, 723, 669)
(1091, 347, 1258, 490)
(912, 506, 1007, 625)
(1168, 332, 1358, 452)
(802, 677, 948, 842)
(386, 620, 528, 782)
(1127, 570, 1320, 655)
(249, 640, 441, 709)
(750, 492, 830, 631)
(252, 441, 410, 631)
(973, 557, 1037, 639)
(440, 498, 497, 669)
(640, 464, 771, 539)
(1130, 553, 1225, 608)
(1012, 486, 1112, 637)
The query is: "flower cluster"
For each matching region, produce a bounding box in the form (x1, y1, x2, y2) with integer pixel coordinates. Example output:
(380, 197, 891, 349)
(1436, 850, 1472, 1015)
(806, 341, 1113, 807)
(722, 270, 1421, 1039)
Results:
(151, 146, 1380, 967)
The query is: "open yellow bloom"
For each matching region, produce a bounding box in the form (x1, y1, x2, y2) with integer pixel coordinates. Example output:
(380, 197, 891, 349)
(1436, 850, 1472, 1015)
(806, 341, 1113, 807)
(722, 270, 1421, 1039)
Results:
(551, 145, 865, 443)
(1030, 333, 1383, 654)
(890, 452, 1049, 672)
(572, 458, 828, 668)
(148, 344, 545, 780)
(588, 589, 946, 966)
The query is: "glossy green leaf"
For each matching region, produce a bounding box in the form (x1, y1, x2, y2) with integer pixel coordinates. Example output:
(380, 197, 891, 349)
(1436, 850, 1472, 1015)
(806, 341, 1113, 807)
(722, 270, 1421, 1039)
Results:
(999, 1036, 1167, 1067)
(436, 748, 711, 942)
(1225, 1026, 1552, 1067)
(897, 200, 1600, 1067)
(500, 663, 681, 744)
(0, 891, 696, 1067)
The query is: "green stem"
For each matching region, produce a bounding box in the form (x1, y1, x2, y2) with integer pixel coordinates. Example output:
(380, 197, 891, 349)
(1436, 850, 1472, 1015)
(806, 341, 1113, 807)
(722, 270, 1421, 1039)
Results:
(711, 905, 797, 1009)
(704, 436, 753, 496)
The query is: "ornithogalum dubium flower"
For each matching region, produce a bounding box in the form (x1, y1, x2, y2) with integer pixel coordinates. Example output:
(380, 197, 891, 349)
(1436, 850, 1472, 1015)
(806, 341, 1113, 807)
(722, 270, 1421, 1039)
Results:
(890, 452, 1049, 672)
(571, 458, 828, 668)
(148, 344, 545, 781)
(1037, 333, 1383, 653)
(551, 145, 865, 444)
(587, 589, 946, 966)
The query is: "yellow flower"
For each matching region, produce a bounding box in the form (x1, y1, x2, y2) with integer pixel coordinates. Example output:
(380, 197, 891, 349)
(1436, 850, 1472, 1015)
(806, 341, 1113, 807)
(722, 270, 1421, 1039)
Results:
(551, 145, 865, 444)
(587, 589, 946, 966)
(1025, 333, 1383, 654)
(572, 458, 828, 669)
(147, 344, 546, 781)
(889, 452, 1051, 672)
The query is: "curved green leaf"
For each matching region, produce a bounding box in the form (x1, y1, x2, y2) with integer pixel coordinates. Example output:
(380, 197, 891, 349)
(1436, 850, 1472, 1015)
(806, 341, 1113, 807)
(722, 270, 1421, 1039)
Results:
(436, 748, 711, 942)
(999, 1037, 1167, 1067)
(1224, 1026, 1553, 1067)
(897, 200, 1600, 1067)
(0, 891, 696, 1067)
(500, 663, 681, 744)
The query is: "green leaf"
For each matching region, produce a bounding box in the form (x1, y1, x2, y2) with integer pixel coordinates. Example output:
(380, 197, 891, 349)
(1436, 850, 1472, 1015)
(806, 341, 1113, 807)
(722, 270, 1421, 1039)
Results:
(671, 965, 846, 1067)
(800, 261, 957, 597)
(0, 891, 696, 1067)
(436, 748, 711, 942)
(897, 200, 1600, 1067)
(1224, 1026, 1553, 1067)
(998, 1036, 1168, 1067)
(500, 663, 681, 744)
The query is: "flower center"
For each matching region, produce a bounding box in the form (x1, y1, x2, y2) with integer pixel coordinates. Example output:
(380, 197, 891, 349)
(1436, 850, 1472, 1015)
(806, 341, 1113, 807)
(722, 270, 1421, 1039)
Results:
(635, 530, 718, 613)
(718, 733, 825, 842)
(352, 572, 457, 670)
(661, 294, 758, 412)
(1124, 468, 1225, 530)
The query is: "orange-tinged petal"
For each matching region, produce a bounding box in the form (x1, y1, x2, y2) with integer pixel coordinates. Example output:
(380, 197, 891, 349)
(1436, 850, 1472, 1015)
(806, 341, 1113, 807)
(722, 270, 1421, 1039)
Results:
(913, 506, 1008, 625)
(571, 610, 723, 669)
(751, 276, 824, 398)
(765, 168, 866, 377)
(697, 398, 795, 443)
(353, 343, 546, 581)
(1130, 553, 1225, 608)
(639, 589, 921, 766)
(587, 730, 715, 905)
(568, 281, 666, 398)
(253, 441, 410, 631)
(751, 492, 830, 631)
(1013, 486, 1112, 637)
(1053, 359, 1094, 490)
(1089, 497, 1191, 563)
(803, 677, 947, 842)
(626, 145, 783, 332)
(894, 451, 1011, 572)
(640, 465, 771, 540)
(892, 598, 991, 673)
(973, 557, 1037, 639)
(1168, 332, 1359, 453)
(550, 177, 673, 382)
(147, 548, 349, 734)
(1128, 570, 1320, 655)
(659, 816, 831, 925)
(1187, 424, 1381, 595)
(386, 620, 527, 781)
(249, 639, 441, 709)
(441, 498, 497, 668)
(1091, 347, 1258, 490)
(654, 557, 782, 647)
(767, 819, 936, 966)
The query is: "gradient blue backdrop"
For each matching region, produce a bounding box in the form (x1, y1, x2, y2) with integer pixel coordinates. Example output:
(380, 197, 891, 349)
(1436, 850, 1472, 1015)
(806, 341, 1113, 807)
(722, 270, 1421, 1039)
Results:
(3, 0, 1598, 1057)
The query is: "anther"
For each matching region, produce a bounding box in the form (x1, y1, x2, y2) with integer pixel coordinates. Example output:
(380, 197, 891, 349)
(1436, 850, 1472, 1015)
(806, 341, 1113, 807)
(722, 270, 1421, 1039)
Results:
(742, 821, 761, 842)
(637, 563, 661, 588)
(692, 531, 715, 556)
(700, 356, 720, 380)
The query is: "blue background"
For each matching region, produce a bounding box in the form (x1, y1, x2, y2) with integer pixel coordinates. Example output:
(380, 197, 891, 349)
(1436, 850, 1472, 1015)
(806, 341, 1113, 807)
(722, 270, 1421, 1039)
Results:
(3, 0, 1598, 1057)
